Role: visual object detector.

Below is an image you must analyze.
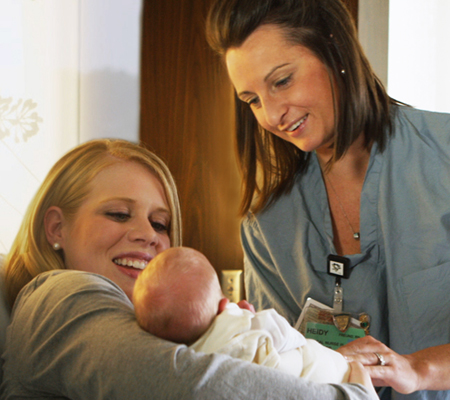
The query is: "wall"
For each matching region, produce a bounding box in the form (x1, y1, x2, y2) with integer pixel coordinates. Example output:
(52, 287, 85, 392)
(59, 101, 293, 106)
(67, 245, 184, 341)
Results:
(79, 0, 141, 142)
(359, 0, 450, 114)
(388, 0, 450, 113)
(358, 0, 389, 87)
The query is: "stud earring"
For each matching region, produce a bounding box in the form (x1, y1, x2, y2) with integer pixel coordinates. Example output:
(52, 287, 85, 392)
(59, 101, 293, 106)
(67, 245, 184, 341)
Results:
(341, 69, 346, 75)
(53, 242, 61, 251)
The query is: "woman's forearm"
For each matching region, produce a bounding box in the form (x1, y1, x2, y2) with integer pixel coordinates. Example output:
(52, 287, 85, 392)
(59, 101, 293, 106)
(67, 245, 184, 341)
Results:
(398, 344, 450, 392)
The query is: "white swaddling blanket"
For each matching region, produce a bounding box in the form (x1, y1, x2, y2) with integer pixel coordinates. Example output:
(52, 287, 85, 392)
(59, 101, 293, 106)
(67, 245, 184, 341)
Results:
(190, 303, 350, 384)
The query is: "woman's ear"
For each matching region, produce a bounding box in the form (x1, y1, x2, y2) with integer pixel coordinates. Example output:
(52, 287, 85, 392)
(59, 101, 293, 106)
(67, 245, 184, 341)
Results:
(44, 206, 65, 249)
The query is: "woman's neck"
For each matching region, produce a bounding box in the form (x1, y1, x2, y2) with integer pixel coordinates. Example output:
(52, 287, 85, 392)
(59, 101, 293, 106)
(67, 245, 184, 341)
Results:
(317, 134, 372, 256)
(316, 134, 372, 179)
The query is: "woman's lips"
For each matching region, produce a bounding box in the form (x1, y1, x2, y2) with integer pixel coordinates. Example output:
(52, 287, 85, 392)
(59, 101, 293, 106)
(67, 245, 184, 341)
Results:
(113, 258, 148, 270)
(114, 263, 143, 279)
(286, 114, 309, 134)
(112, 252, 153, 278)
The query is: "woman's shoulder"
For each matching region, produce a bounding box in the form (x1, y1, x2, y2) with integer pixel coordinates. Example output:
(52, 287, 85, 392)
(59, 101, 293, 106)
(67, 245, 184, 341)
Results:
(13, 270, 131, 317)
(394, 103, 450, 118)
(393, 104, 450, 132)
(390, 105, 450, 155)
(23, 269, 123, 294)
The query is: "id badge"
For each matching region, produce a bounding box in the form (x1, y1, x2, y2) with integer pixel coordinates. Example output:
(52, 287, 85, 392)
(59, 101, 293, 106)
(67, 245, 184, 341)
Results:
(294, 298, 369, 350)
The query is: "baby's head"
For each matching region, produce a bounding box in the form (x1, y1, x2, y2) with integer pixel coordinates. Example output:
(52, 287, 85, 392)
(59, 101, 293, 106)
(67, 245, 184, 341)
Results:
(133, 247, 224, 344)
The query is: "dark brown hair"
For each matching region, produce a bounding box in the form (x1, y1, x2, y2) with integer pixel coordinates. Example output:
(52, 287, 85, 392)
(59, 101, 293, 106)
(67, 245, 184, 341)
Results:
(206, 0, 398, 215)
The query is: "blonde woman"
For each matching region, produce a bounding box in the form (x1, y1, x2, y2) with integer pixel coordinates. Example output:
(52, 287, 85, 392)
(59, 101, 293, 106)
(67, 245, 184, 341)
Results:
(1, 139, 374, 399)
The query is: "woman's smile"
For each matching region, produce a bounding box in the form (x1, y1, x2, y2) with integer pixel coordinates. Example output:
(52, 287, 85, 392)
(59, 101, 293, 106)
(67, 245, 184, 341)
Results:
(285, 114, 309, 135)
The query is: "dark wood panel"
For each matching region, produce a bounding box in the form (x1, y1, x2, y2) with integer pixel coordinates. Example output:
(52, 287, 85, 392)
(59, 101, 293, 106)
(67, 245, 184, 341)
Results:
(139, 0, 359, 279)
(140, 0, 243, 275)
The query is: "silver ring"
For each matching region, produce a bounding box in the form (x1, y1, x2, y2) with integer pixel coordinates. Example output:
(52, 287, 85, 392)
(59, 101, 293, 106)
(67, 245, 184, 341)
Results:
(374, 352, 386, 366)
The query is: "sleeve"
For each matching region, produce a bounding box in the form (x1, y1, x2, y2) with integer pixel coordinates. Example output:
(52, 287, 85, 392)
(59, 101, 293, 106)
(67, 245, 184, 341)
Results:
(1, 270, 372, 400)
(241, 214, 299, 324)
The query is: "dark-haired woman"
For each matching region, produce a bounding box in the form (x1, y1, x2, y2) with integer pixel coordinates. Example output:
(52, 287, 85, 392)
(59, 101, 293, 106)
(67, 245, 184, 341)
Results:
(206, 1, 450, 399)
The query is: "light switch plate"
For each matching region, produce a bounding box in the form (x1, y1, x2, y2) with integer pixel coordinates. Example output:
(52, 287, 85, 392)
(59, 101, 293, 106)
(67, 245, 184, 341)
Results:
(221, 269, 243, 303)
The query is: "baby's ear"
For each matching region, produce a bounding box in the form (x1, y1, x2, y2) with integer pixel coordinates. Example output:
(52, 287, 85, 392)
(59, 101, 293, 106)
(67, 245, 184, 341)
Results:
(217, 297, 229, 314)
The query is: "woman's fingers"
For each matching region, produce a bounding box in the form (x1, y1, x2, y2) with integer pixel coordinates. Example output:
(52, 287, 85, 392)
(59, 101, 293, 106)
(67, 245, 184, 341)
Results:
(338, 336, 420, 394)
(338, 336, 389, 363)
(347, 361, 378, 400)
(365, 353, 420, 394)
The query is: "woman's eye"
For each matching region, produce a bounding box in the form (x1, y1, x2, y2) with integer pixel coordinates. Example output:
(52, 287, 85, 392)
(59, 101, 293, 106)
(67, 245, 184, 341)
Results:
(247, 97, 260, 107)
(275, 75, 291, 88)
(106, 212, 130, 222)
(151, 221, 169, 233)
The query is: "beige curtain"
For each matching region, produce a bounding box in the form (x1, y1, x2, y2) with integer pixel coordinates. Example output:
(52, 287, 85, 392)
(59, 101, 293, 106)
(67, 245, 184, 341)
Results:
(0, 0, 142, 253)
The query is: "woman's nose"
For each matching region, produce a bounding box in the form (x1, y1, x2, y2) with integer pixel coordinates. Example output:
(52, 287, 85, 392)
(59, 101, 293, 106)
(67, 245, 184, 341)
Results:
(126, 220, 158, 246)
(260, 96, 287, 128)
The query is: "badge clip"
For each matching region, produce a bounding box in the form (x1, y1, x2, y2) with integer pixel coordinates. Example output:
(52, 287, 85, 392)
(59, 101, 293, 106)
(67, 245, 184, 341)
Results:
(332, 282, 352, 332)
(327, 255, 352, 332)
(327, 255, 351, 280)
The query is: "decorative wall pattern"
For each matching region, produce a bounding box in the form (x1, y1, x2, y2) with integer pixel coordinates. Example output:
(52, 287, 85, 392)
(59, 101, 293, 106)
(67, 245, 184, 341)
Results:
(0, 96, 43, 142)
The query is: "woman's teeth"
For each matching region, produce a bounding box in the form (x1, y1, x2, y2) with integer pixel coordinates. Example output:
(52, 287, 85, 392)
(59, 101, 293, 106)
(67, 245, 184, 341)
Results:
(287, 115, 308, 132)
(114, 258, 148, 270)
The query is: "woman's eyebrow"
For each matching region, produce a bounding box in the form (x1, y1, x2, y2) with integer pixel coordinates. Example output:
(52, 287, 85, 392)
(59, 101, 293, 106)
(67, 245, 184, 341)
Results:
(151, 207, 171, 216)
(100, 197, 136, 205)
(264, 63, 290, 82)
(101, 198, 170, 211)
(237, 63, 291, 99)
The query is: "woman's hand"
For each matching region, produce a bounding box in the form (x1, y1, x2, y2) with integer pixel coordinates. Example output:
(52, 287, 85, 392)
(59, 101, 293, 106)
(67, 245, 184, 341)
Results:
(347, 361, 378, 400)
(337, 336, 421, 394)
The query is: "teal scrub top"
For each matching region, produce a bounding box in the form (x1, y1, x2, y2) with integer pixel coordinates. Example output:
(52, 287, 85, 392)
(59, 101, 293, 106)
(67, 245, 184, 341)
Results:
(242, 105, 450, 400)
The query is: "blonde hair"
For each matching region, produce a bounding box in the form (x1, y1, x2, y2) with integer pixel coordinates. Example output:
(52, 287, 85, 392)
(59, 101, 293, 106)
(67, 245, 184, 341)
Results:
(133, 247, 223, 344)
(5, 139, 182, 306)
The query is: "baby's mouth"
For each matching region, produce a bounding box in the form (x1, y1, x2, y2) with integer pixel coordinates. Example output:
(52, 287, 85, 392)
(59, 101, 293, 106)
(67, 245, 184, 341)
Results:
(113, 258, 148, 270)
